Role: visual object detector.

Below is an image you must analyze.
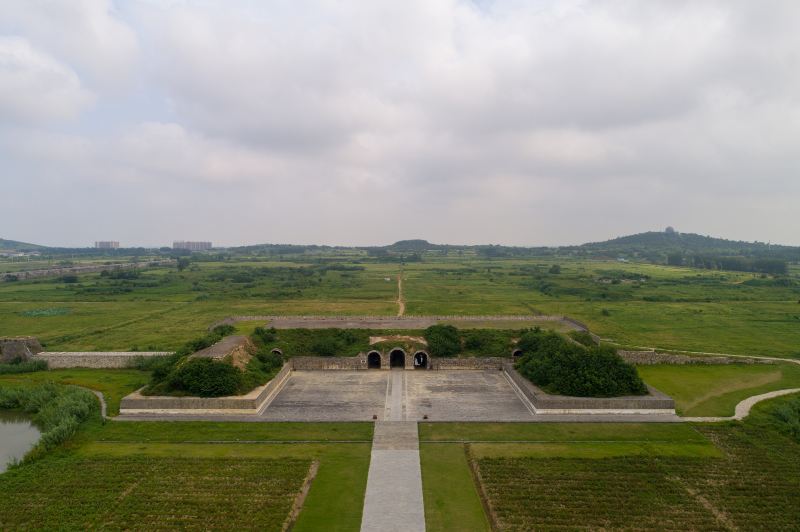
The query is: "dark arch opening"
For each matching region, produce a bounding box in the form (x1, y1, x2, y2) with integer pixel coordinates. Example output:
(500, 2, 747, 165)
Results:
(367, 351, 381, 369)
(413, 351, 428, 369)
(512, 349, 523, 358)
(271, 348, 284, 357)
(390, 349, 405, 368)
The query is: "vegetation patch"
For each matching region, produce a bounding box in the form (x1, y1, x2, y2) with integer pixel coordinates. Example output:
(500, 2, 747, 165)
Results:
(515, 329, 647, 397)
(18, 307, 70, 317)
(0, 383, 99, 463)
(0, 359, 47, 375)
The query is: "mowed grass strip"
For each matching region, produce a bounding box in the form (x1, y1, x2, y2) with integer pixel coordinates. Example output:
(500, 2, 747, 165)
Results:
(0, 368, 149, 416)
(638, 362, 800, 416)
(0, 455, 310, 530)
(418, 422, 707, 443)
(469, 441, 720, 459)
(89, 421, 374, 442)
(420, 444, 490, 532)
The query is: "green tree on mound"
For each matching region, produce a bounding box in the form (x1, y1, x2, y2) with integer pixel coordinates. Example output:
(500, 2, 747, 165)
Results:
(516, 330, 647, 397)
(424, 324, 461, 357)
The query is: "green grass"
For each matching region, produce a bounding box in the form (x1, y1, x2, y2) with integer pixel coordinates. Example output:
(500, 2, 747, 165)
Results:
(468, 441, 720, 459)
(0, 369, 149, 416)
(638, 362, 800, 416)
(83, 421, 373, 442)
(419, 422, 707, 442)
(420, 444, 490, 532)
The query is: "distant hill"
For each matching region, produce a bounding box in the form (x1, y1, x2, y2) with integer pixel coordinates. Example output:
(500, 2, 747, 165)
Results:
(0, 238, 45, 251)
(577, 231, 799, 257)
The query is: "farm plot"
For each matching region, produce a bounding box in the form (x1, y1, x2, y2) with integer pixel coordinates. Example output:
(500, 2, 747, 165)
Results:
(474, 422, 800, 531)
(0, 456, 311, 530)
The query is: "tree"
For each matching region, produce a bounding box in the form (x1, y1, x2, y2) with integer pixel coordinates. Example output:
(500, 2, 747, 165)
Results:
(177, 257, 191, 271)
(548, 264, 561, 274)
(424, 324, 461, 357)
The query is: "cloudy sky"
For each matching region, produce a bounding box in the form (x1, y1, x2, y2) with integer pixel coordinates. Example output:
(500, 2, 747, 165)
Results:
(1, 1, 799, 247)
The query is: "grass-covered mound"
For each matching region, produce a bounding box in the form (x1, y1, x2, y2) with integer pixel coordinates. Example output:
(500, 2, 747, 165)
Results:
(141, 326, 284, 397)
(515, 329, 647, 397)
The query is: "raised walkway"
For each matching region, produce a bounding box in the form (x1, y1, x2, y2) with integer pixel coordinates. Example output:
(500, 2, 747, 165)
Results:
(361, 368, 425, 531)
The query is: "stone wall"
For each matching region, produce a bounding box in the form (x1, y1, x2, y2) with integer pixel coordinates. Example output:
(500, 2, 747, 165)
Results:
(291, 355, 368, 371)
(618, 350, 769, 365)
(503, 364, 675, 414)
(34, 351, 170, 369)
(119, 361, 293, 415)
(0, 337, 43, 363)
(430, 357, 507, 370)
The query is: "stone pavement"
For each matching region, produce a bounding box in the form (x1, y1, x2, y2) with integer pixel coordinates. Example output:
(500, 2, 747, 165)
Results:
(360, 420, 425, 532)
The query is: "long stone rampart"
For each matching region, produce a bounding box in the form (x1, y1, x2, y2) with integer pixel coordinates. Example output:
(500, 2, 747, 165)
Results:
(34, 351, 170, 369)
(503, 364, 675, 414)
(430, 357, 506, 370)
(291, 356, 368, 370)
(618, 350, 770, 365)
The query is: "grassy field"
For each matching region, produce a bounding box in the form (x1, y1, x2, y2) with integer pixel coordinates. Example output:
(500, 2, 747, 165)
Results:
(0, 255, 798, 357)
(637, 362, 800, 416)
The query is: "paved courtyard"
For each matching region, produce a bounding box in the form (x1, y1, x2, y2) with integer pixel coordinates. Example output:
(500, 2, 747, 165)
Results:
(259, 369, 535, 422)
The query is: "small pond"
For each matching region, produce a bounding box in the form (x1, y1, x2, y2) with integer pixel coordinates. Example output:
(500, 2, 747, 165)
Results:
(0, 411, 41, 473)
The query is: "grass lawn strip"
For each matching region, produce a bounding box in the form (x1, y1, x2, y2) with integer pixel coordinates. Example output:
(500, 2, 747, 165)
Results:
(637, 362, 800, 416)
(420, 443, 490, 532)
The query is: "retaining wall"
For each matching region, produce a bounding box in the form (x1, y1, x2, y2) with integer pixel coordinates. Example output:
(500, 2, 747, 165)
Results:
(618, 350, 768, 366)
(291, 356, 368, 370)
(430, 357, 506, 370)
(503, 364, 675, 414)
(119, 361, 293, 415)
(34, 351, 170, 369)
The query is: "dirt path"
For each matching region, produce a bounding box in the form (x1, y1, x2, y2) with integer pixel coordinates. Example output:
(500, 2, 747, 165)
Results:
(396, 272, 405, 317)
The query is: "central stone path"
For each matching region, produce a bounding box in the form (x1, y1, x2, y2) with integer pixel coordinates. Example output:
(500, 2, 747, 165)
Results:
(360, 421, 425, 532)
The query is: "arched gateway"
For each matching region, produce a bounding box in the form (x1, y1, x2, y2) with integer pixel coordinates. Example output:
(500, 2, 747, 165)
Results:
(413, 351, 428, 369)
(389, 348, 406, 368)
(367, 351, 381, 369)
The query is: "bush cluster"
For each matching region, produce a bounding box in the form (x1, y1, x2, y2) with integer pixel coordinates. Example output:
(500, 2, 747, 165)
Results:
(0, 383, 99, 463)
(167, 358, 242, 397)
(515, 330, 647, 397)
(0, 359, 48, 374)
(423, 324, 461, 357)
(773, 397, 800, 442)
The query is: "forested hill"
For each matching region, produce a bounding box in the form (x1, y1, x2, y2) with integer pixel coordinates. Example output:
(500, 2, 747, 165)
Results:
(574, 231, 800, 274)
(0, 238, 45, 251)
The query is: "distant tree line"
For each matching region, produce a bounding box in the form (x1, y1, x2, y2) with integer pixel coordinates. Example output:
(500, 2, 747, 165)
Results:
(668, 253, 788, 275)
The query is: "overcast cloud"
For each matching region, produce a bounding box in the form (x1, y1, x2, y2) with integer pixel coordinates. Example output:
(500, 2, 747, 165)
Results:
(1, 0, 799, 247)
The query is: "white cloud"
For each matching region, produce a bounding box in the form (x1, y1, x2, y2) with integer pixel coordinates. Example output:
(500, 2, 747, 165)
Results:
(0, 37, 93, 123)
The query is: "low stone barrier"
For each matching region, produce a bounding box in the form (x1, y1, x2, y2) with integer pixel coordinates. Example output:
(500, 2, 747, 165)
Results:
(503, 364, 675, 414)
(618, 350, 769, 365)
(291, 356, 367, 370)
(34, 351, 171, 369)
(119, 361, 293, 415)
(430, 357, 506, 370)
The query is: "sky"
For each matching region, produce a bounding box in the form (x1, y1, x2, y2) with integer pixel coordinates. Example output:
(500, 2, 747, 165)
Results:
(1, 0, 799, 248)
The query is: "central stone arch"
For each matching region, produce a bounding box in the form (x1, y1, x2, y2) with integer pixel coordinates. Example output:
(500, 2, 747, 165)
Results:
(413, 351, 429, 369)
(389, 348, 406, 369)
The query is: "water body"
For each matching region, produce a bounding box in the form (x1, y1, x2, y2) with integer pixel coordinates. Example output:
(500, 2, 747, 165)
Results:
(0, 411, 41, 473)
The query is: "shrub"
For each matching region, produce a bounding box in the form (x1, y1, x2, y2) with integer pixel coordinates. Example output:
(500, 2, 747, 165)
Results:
(211, 324, 236, 337)
(424, 324, 461, 357)
(772, 397, 800, 441)
(311, 337, 342, 357)
(167, 358, 242, 397)
(59, 275, 79, 283)
(0, 359, 47, 374)
(549, 264, 561, 274)
(253, 326, 278, 344)
(515, 330, 647, 397)
(256, 349, 284, 370)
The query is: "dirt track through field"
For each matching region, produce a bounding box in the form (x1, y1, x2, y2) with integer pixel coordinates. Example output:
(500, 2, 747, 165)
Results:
(396, 273, 405, 317)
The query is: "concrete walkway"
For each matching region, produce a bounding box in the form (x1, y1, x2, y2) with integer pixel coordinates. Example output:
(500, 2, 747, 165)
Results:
(360, 421, 425, 532)
(683, 388, 800, 422)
